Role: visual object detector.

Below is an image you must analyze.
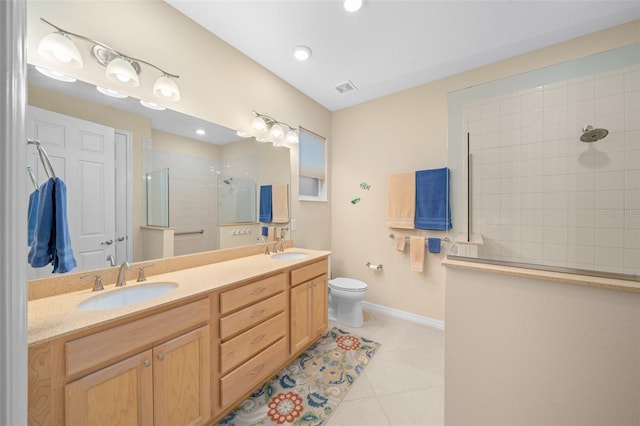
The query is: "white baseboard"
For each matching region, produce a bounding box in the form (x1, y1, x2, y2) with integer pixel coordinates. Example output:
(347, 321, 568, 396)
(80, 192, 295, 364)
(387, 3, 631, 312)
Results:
(362, 301, 445, 330)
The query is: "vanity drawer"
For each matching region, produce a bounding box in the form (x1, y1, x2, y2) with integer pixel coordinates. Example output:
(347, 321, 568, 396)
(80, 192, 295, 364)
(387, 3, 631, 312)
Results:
(220, 312, 286, 375)
(291, 258, 328, 287)
(65, 298, 209, 377)
(220, 338, 287, 408)
(220, 292, 285, 340)
(220, 272, 285, 315)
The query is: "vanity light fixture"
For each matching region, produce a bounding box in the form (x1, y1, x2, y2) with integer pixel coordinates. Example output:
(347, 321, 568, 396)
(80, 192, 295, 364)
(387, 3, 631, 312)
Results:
(249, 110, 299, 145)
(37, 18, 181, 101)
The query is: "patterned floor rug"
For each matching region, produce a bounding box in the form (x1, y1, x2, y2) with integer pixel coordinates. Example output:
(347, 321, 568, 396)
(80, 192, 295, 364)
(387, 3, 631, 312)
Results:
(217, 327, 381, 426)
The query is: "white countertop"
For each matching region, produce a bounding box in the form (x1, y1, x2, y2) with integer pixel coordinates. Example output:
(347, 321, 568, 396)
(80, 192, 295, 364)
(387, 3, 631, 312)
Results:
(29, 248, 330, 346)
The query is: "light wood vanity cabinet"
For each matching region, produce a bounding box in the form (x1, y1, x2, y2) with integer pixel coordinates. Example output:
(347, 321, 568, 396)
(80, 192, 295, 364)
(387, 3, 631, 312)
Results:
(290, 259, 328, 355)
(28, 254, 330, 425)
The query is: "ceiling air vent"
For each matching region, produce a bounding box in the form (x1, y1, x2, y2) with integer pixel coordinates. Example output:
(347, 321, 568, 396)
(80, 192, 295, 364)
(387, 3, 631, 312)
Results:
(334, 80, 357, 94)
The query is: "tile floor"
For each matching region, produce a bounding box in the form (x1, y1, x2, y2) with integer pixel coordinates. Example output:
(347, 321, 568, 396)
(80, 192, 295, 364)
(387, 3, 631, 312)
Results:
(326, 309, 444, 426)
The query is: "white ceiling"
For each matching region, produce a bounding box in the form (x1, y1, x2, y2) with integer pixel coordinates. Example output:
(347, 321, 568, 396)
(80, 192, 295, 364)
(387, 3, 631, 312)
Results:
(166, 0, 640, 111)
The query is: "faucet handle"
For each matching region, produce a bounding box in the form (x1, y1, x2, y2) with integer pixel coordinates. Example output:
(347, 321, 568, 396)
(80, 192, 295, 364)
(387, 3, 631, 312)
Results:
(137, 263, 155, 282)
(81, 274, 104, 291)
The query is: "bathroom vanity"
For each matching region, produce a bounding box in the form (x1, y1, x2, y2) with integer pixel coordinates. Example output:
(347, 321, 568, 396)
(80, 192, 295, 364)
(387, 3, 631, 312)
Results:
(27, 248, 329, 425)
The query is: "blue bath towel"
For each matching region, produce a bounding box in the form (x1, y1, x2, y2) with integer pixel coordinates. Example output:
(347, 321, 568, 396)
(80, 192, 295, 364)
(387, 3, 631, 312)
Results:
(259, 185, 273, 223)
(27, 177, 77, 273)
(51, 178, 77, 273)
(27, 189, 39, 246)
(28, 178, 55, 268)
(415, 168, 452, 231)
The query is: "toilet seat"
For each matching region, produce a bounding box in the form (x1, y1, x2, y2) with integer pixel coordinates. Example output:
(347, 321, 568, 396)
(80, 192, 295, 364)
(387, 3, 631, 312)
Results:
(329, 277, 367, 292)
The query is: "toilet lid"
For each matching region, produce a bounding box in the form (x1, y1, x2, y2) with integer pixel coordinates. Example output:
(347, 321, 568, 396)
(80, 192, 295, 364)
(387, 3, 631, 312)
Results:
(329, 277, 367, 292)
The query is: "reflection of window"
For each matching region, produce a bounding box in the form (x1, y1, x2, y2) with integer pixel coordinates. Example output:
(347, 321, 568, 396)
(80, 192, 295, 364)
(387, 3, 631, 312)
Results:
(298, 127, 327, 201)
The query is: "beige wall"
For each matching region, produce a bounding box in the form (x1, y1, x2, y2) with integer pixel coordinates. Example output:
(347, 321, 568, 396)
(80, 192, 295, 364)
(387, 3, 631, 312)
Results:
(331, 20, 640, 322)
(27, 0, 332, 252)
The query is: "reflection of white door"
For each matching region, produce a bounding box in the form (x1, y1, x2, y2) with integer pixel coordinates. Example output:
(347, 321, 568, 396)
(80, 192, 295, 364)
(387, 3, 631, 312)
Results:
(27, 106, 117, 278)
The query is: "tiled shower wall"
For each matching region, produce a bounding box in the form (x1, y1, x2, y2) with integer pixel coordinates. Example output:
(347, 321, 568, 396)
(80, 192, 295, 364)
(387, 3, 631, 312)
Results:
(150, 149, 218, 256)
(465, 64, 640, 276)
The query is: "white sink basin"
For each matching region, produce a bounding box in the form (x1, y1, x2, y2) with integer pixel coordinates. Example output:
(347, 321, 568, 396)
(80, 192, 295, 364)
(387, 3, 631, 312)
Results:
(77, 282, 179, 311)
(271, 252, 310, 260)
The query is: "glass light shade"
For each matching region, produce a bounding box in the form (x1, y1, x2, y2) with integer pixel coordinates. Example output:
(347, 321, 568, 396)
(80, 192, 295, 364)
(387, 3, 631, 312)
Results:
(35, 66, 76, 82)
(38, 32, 83, 68)
(96, 86, 127, 98)
(140, 100, 165, 110)
(251, 116, 267, 133)
(286, 130, 299, 144)
(153, 75, 181, 101)
(106, 57, 140, 87)
(270, 123, 285, 140)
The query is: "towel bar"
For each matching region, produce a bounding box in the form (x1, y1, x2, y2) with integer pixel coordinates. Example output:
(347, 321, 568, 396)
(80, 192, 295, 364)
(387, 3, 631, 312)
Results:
(27, 138, 56, 179)
(388, 233, 450, 244)
(175, 229, 204, 236)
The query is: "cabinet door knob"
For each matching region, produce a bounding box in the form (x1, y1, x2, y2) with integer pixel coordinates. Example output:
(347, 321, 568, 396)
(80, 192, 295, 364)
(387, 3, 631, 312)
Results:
(144, 359, 151, 367)
(157, 353, 165, 361)
(100, 239, 113, 245)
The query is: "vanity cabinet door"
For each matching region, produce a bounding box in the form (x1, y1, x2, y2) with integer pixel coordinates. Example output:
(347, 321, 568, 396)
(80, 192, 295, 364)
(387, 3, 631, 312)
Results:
(290, 274, 328, 354)
(154, 325, 210, 426)
(65, 349, 154, 426)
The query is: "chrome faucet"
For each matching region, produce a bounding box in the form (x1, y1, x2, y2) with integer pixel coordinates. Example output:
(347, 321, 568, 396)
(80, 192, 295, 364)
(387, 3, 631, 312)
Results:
(274, 238, 285, 253)
(116, 261, 131, 287)
(258, 236, 270, 255)
(106, 254, 116, 267)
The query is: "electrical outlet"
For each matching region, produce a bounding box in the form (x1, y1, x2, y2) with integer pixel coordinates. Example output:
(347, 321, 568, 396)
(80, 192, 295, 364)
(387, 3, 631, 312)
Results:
(291, 218, 297, 231)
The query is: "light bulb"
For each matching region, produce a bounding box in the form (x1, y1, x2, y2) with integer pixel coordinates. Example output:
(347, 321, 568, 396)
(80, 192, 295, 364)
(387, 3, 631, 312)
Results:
(38, 32, 83, 68)
(106, 57, 139, 87)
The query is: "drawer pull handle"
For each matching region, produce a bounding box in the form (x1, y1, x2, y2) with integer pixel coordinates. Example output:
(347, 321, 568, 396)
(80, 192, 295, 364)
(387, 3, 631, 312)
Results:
(157, 353, 165, 361)
(250, 309, 265, 318)
(144, 359, 151, 367)
(250, 334, 266, 345)
(250, 287, 266, 296)
(250, 364, 265, 375)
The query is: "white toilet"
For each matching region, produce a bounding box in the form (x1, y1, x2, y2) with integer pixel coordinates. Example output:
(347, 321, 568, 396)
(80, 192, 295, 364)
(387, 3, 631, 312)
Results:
(328, 277, 368, 327)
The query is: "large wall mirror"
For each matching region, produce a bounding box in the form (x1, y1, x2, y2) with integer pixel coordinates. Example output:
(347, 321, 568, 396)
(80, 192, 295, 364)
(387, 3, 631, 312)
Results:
(26, 65, 291, 277)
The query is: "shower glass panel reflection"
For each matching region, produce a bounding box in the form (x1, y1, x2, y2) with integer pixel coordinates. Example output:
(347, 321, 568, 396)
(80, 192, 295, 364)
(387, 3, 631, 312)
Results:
(448, 42, 640, 280)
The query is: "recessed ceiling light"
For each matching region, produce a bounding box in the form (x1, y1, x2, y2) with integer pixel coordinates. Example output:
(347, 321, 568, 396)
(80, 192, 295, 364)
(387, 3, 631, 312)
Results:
(293, 45, 312, 62)
(96, 86, 127, 98)
(139, 99, 165, 110)
(196, 128, 206, 136)
(343, 0, 364, 13)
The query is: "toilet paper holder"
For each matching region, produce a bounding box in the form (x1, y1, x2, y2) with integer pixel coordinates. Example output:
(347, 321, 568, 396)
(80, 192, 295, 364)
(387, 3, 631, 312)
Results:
(366, 262, 383, 271)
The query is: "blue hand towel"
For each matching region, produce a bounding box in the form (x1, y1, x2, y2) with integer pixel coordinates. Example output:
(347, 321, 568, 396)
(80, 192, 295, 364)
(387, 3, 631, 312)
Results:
(28, 178, 55, 268)
(415, 167, 452, 231)
(428, 237, 441, 254)
(261, 226, 268, 237)
(27, 189, 40, 246)
(259, 185, 273, 223)
(51, 177, 77, 273)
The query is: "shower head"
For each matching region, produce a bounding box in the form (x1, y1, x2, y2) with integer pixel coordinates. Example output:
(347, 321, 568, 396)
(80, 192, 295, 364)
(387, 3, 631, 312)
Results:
(580, 125, 608, 143)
